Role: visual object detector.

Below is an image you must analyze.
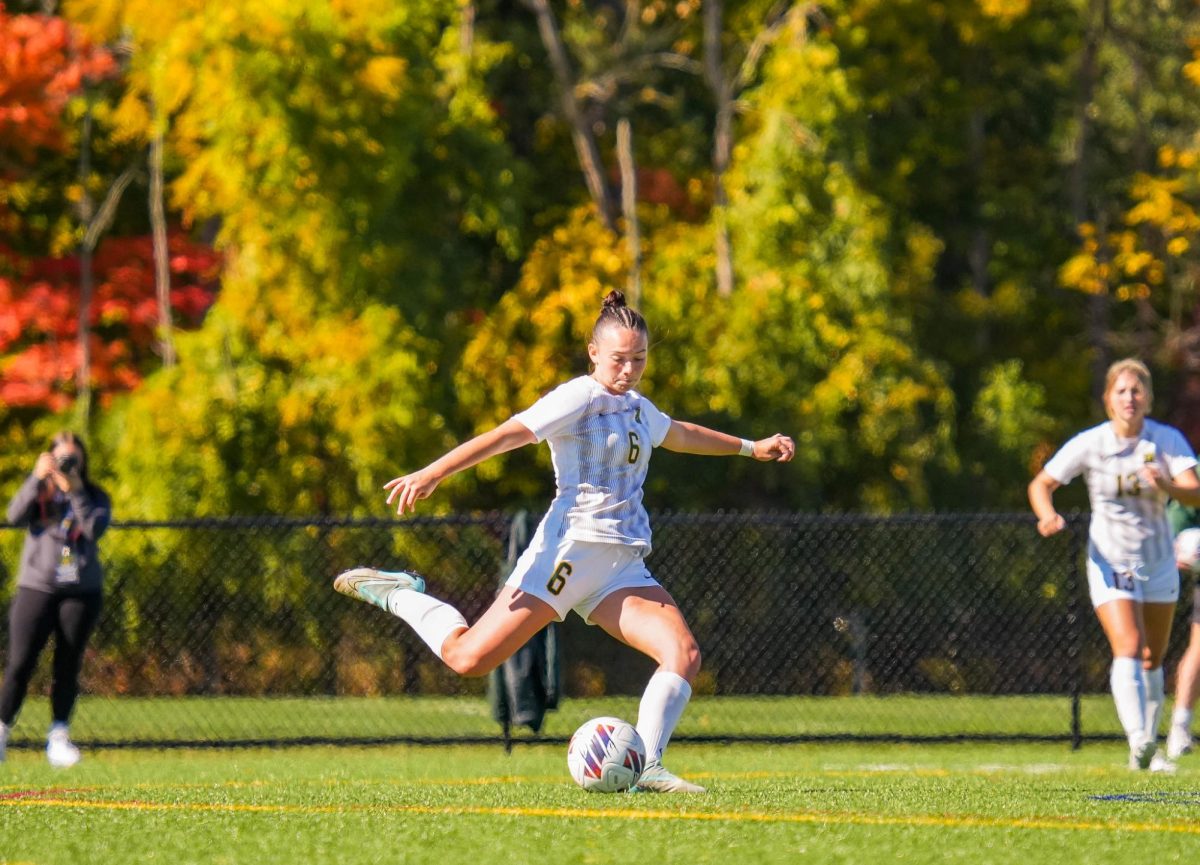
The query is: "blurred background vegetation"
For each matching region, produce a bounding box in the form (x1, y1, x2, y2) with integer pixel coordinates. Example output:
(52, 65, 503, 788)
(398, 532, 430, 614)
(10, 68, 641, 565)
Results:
(2, 0, 1199, 520)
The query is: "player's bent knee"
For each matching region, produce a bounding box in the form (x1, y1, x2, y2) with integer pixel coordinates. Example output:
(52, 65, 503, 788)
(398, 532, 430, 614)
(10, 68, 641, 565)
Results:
(671, 640, 701, 681)
(441, 643, 499, 678)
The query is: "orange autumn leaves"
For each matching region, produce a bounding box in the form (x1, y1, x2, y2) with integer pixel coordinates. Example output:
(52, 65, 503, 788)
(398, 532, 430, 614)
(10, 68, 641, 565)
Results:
(0, 6, 219, 412)
(0, 234, 219, 410)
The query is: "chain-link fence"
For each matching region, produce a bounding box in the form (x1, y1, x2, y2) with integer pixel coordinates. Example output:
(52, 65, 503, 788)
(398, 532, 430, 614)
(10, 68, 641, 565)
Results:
(1, 512, 1190, 749)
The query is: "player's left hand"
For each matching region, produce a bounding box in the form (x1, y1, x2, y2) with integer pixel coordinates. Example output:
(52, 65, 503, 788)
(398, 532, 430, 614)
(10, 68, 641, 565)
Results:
(753, 434, 795, 463)
(1141, 464, 1169, 491)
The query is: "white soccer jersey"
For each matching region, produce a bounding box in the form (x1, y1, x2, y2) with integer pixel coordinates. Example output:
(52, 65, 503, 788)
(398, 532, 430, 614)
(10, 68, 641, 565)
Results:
(513, 375, 673, 551)
(1043, 418, 1198, 571)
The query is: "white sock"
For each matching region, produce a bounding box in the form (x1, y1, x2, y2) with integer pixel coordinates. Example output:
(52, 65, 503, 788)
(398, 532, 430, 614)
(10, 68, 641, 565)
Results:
(636, 671, 692, 765)
(385, 591, 468, 661)
(1172, 707, 1193, 730)
(1111, 656, 1147, 748)
(1144, 666, 1164, 742)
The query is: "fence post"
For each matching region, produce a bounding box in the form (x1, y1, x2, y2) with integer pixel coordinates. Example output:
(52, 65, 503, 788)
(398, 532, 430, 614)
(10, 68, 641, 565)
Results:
(1068, 513, 1084, 750)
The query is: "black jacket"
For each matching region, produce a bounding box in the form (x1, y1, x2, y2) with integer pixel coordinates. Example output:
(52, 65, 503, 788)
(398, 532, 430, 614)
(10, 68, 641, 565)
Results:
(6, 474, 111, 594)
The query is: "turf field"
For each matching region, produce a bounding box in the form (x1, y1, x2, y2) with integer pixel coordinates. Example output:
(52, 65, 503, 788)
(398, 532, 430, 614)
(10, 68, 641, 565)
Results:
(2, 740, 1198, 864)
(0, 693, 1126, 744)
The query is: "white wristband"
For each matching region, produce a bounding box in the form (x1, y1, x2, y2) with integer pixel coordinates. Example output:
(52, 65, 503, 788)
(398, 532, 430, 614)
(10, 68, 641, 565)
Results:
(739, 438, 755, 458)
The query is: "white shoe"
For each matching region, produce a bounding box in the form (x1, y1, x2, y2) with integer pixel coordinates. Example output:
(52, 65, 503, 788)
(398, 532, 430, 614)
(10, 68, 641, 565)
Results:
(0, 722, 8, 763)
(1167, 725, 1193, 760)
(629, 762, 706, 794)
(333, 567, 425, 613)
(46, 725, 80, 769)
(1129, 737, 1157, 771)
(1149, 753, 1177, 774)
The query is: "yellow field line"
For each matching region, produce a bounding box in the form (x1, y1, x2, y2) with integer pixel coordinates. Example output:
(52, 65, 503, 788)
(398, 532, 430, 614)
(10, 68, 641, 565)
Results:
(3, 795, 1199, 835)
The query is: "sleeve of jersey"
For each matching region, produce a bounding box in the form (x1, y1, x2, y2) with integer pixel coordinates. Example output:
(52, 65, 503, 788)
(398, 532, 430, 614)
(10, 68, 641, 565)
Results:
(1042, 434, 1086, 485)
(1164, 427, 1199, 478)
(511, 379, 592, 443)
(644, 399, 672, 447)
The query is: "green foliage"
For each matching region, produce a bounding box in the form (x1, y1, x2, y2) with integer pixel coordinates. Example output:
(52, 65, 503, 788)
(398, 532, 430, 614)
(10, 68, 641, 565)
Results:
(825, 0, 1092, 505)
(971, 360, 1055, 480)
(101, 303, 438, 517)
(709, 20, 956, 510)
(63, 0, 532, 518)
(11, 0, 1198, 523)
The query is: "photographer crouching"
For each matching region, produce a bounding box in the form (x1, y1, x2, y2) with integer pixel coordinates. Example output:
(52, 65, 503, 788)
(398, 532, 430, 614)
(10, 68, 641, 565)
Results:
(1, 432, 111, 767)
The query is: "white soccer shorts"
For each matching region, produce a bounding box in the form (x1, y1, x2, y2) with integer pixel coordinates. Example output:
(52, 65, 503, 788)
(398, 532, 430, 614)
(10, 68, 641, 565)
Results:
(505, 535, 659, 622)
(1086, 554, 1180, 607)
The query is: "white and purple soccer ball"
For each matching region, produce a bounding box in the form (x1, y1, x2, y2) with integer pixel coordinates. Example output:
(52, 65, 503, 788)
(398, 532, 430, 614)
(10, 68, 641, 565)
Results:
(566, 716, 646, 793)
(1176, 528, 1200, 574)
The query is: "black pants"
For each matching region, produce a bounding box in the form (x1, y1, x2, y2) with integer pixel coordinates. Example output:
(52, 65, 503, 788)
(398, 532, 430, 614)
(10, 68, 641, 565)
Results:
(0, 587, 102, 727)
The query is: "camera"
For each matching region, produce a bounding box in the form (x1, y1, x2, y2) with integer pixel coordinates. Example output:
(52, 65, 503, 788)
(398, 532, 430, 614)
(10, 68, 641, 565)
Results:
(55, 454, 80, 474)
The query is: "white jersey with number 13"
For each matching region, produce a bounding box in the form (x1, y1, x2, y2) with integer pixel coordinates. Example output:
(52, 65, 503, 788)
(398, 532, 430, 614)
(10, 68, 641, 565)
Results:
(1043, 418, 1198, 571)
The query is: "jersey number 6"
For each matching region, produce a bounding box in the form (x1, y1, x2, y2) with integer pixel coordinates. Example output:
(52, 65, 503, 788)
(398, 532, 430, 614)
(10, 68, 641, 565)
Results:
(546, 561, 572, 596)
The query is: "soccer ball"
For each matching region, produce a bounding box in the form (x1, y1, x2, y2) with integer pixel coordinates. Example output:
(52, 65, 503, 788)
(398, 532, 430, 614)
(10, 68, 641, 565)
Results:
(566, 716, 645, 793)
(1176, 528, 1200, 574)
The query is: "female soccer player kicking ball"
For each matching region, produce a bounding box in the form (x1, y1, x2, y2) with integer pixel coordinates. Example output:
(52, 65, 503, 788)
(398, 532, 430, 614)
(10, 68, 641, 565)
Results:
(336, 290, 794, 793)
(1029, 358, 1200, 772)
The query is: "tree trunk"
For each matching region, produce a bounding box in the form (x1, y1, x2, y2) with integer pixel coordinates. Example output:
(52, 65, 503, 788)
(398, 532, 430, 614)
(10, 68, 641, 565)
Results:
(524, 0, 618, 232)
(460, 0, 475, 58)
(704, 0, 735, 296)
(967, 105, 989, 301)
(75, 97, 95, 429)
(1071, 0, 1111, 400)
(616, 117, 641, 306)
(150, 115, 176, 368)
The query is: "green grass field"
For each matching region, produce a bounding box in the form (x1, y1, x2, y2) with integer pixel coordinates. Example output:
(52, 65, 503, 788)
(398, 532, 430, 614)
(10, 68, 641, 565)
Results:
(1, 694, 1128, 744)
(3, 740, 1199, 864)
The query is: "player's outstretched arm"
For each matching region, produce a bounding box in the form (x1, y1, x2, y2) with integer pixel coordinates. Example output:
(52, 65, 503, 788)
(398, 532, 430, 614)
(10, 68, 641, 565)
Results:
(384, 418, 537, 515)
(661, 420, 795, 462)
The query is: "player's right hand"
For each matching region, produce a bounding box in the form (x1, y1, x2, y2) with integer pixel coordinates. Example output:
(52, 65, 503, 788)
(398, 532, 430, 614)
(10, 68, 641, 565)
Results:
(383, 469, 441, 515)
(1036, 513, 1066, 537)
(34, 452, 55, 480)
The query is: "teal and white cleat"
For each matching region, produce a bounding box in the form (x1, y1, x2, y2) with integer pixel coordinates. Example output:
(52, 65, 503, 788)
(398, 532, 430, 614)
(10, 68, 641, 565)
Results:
(334, 567, 425, 613)
(629, 762, 706, 794)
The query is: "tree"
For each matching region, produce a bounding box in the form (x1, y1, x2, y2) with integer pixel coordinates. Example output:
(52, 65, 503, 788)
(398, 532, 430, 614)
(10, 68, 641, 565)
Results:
(1057, 12, 1200, 436)
(823, 0, 1096, 504)
(701, 0, 792, 296)
(0, 233, 217, 411)
(64, 0, 531, 516)
(454, 14, 957, 512)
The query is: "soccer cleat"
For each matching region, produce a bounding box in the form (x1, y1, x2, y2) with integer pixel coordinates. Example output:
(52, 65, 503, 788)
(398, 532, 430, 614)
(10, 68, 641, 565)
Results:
(1129, 737, 1157, 771)
(333, 567, 425, 614)
(1149, 753, 1177, 774)
(628, 762, 706, 794)
(46, 725, 80, 769)
(1166, 725, 1193, 760)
